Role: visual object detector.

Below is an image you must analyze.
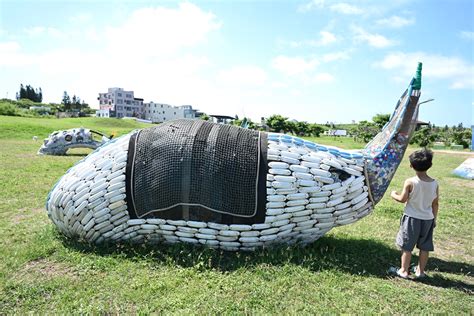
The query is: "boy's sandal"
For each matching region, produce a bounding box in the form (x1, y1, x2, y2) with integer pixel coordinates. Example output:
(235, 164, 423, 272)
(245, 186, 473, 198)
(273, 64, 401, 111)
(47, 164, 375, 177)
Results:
(413, 267, 427, 279)
(388, 267, 409, 279)
(396, 269, 410, 279)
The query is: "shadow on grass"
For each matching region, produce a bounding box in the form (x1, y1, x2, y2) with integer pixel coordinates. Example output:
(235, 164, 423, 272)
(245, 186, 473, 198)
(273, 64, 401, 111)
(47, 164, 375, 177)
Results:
(414, 274, 473, 294)
(60, 233, 473, 293)
(62, 153, 89, 157)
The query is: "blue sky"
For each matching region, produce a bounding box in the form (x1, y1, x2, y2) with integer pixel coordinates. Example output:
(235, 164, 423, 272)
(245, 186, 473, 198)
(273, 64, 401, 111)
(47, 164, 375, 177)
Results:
(0, 0, 472, 126)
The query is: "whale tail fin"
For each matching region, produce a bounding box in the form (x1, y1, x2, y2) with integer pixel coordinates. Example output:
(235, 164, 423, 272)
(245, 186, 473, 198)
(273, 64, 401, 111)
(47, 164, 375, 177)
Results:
(363, 62, 423, 204)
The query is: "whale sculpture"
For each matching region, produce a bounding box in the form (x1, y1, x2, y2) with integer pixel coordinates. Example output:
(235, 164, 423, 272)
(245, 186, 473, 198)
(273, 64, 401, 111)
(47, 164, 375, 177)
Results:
(45, 64, 423, 251)
(452, 158, 474, 180)
(38, 128, 111, 155)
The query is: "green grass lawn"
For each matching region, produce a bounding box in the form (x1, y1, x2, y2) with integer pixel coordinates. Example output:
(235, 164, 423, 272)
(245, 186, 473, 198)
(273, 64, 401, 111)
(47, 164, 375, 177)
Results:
(0, 115, 151, 140)
(0, 116, 473, 313)
(303, 135, 365, 150)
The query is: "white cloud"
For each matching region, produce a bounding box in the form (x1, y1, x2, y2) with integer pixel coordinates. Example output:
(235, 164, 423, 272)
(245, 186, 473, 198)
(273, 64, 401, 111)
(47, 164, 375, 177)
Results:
(0, 41, 20, 52)
(24, 26, 63, 38)
(330, 3, 364, 15)
(459, 31, 474, 41)
(217, 66, 268, 86)
(271, 56, 319, 76)
(24, 26, 45, 36)
(322, 51, 350, 62)
(352, 26, 395, 48)
(319, 31, 337, 45)
(313, 73, 335, 83)
(278, 31, 337, 48)
(376, 15, 415, 28)
(105, 3, 221, 57)
(297, 1, 409, 17)
(83, 27, 100, 42)
(298, 0, 325, 13)
(68, 13, 92, 23)
(271, 82, 288, 89)
(0, 41, 33, 67)
(376, 52, 474, 89)
(0, 3, 222, 109)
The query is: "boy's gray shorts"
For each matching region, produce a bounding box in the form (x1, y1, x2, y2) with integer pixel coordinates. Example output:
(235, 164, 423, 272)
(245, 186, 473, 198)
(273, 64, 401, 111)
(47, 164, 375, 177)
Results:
(396, 215, 434, 252)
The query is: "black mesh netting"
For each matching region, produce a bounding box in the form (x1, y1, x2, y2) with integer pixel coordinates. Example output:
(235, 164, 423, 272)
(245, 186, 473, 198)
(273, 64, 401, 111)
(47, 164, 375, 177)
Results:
(125, 119, 268, 224)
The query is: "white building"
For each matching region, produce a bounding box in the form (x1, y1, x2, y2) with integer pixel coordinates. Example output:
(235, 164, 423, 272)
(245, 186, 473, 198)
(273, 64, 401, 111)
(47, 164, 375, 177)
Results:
(96, 87, 200, 122)
(96, 109, 110, 118)
(97, 88, 143, 118)
(143, 102, 199, 123)
(29, 105, 51, 113)
(325, 129, 348, 136)
(209, 115, 235, 124)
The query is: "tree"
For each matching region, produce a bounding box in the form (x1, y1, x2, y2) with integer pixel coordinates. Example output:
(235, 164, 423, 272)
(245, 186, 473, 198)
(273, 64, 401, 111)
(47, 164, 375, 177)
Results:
(26, 85, 35, 101)
(294, 121, 310, 136)
(464, 128, 473, 148)
(16, 84, 42, 102)
(285, 120, 297, 134)
(81, 100, 90, 111)
(71, 95, 83, 111)
(452, 129, 470, 148)
(16, 84, 25, 100)
(410, 127, 436, 148)
(233, 117, 256, 129)
(61, 93, 88, 113)
(200, 113, 210, 121)
(247, 118, 256, 130)
(372, 113, 391, 129)
(62, 91, 71, 111)
(351, 120, 379, 143)
(309, 123, 324, 137)
(266, 115, 288, 133)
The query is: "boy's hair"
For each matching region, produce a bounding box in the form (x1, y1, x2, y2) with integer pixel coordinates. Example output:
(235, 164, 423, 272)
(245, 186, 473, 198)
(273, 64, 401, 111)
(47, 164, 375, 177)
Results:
(409, 149, 433, 172)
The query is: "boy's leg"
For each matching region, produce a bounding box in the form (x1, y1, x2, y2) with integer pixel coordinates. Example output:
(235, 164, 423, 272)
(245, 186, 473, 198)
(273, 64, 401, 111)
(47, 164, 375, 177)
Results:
(417, 250, 429, 274)
(396, 215, 418, 277)
(400, 250, 412, 276)
(416, 219, 435, 275)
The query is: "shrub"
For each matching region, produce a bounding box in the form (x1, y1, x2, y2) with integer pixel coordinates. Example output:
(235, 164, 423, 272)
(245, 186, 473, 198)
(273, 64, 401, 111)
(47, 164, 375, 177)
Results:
(410, 127, 436, 147)
(0, 102, 19, 116)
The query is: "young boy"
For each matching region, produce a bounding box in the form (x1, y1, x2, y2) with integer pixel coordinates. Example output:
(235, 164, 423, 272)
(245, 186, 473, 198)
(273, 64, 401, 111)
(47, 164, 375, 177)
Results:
(390, 149, 439, 279)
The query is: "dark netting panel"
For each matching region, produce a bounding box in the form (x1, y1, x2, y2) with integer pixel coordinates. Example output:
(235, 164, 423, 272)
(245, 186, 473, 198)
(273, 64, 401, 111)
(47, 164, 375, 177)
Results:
(126, 119, 267, 224)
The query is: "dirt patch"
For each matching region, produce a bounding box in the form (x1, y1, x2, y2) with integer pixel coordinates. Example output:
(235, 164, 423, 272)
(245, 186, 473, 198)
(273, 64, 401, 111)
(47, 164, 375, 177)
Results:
(435, 238, 474, 267)
(30, 207, 44, 214)
(445, 177, 474, 189)
(15, 152, 39, 159)
(17, 258, 77, 280)
(12, 208, 47, 224)
(432, 150, 474, 156)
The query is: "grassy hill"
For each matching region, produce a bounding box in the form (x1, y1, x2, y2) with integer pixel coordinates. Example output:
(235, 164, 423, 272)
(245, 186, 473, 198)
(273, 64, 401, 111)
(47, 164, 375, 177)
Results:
(0, 115, 151, 140)
(0, 116, 472, 313)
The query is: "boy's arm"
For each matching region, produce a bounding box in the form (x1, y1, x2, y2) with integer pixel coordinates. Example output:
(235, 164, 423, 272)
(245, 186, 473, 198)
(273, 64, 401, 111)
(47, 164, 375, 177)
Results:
(390, 179, 412, 203)
(432, 185, 439, 221)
